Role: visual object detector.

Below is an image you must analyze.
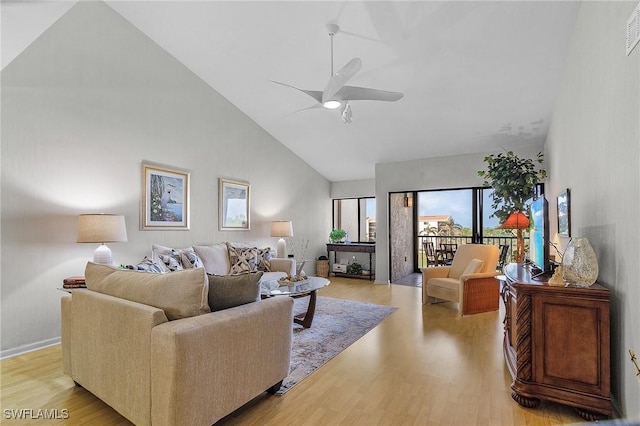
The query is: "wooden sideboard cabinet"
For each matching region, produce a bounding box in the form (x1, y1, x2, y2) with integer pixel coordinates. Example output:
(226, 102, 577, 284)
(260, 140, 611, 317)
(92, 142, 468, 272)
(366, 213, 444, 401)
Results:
(502, 263, 612, 420)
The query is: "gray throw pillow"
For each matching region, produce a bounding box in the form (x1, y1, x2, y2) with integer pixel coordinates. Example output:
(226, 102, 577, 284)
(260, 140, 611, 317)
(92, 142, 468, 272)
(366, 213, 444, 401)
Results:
(207, 271, 263, 312)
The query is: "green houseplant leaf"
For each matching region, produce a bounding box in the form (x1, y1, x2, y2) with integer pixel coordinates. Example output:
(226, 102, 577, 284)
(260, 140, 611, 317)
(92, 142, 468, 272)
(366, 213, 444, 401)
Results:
(329, 228, 347, 243)
(478, 151, 547, 222)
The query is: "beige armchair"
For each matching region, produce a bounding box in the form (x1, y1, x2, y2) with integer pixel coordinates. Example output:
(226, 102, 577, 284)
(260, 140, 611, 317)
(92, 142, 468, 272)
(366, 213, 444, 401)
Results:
(422, 244, 500, 315)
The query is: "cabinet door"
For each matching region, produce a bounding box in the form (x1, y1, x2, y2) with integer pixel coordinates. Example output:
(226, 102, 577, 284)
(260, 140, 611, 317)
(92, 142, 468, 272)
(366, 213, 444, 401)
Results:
(532, 295, 610, 397)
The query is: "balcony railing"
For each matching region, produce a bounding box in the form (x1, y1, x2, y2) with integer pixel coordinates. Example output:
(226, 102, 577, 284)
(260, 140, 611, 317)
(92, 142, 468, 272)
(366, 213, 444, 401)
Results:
(417, 234, 528, 270)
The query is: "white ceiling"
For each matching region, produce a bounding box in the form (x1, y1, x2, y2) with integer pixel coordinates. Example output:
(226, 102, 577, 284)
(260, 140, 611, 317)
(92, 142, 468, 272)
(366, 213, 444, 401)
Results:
(1, 1, 581, 182)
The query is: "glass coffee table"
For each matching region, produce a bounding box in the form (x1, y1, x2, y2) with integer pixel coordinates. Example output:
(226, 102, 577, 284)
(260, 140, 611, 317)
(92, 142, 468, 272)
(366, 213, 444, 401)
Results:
(261, 277, 330, 328)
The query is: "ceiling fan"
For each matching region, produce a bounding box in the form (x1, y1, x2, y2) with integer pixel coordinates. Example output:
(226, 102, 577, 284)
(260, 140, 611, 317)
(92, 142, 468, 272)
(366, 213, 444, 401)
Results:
(272, 23, 404, 124)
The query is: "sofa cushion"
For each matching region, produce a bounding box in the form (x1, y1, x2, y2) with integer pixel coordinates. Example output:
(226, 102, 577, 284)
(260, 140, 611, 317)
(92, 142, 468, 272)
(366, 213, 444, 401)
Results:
(207, 271, 263, 312)
(85, 262, 210, 320)
(427, 277, 460, 293)
(226, 244, 259, 274)
(193, 243, 230, 275)
(462, 258, 484, 276)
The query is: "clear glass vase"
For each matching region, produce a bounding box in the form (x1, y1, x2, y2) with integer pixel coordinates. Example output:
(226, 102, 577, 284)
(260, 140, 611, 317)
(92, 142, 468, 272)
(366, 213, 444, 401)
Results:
(562, 237, 598, 287)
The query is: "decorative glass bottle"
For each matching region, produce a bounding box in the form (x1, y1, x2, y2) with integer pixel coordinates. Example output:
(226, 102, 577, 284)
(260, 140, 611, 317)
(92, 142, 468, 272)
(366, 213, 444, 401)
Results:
(562, 237, 598, 287)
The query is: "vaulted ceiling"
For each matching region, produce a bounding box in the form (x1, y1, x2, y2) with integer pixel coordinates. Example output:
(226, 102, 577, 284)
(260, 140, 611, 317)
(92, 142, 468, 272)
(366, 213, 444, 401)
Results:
(1, 1, 581, 182)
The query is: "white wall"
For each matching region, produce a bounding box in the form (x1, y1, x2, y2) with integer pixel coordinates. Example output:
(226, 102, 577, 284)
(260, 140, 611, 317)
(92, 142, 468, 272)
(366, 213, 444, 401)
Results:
(373, 145, 544, 284)
(330, 179, 375, 199)
(0, 1, 331, 355)
(545, 1, 639, 418)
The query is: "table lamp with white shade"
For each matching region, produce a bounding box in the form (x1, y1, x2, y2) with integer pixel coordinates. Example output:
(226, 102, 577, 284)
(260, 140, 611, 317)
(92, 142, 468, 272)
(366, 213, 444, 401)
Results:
(77, 214, 128, 264)
(270, 220, 293, 259)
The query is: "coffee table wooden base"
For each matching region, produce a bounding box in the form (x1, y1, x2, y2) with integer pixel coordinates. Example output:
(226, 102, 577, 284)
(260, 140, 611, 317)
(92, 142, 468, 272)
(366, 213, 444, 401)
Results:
(292, 290, 317, 328)
(261, 277, 329, 329)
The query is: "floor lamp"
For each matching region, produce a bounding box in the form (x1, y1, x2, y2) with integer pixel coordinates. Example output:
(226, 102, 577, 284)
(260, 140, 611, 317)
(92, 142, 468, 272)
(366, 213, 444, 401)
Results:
(500, 211, 529, 264)
(270, 220, 293, 259)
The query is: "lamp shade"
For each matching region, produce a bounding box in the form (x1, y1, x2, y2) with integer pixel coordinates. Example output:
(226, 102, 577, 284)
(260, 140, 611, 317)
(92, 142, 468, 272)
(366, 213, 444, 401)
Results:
(270, 220, 293, 238)
(499, 212, 530, 230)
(77, 214, 128, 243)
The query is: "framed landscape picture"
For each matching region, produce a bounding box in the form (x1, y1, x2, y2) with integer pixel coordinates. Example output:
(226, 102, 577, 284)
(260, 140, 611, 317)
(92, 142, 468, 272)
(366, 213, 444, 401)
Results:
(557, 188, 571, 237)
(141, 162, 190, 230)
(219, 178, 250, 231)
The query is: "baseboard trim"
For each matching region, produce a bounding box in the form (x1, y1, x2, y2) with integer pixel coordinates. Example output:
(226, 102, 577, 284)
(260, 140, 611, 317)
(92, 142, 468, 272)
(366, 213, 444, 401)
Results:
(1, 337, 61, 360)
(610, 392, 624, 419)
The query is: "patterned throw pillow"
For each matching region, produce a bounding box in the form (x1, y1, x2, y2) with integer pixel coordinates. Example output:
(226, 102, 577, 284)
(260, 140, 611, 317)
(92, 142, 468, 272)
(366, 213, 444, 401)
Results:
(126, 256, 164, 273)
(159, 251, 184, 271)
(180, 251, 204, 269)
(226, 244, 258, 275)
(256, 247, 272, 272)
(152, 244, 204, 272)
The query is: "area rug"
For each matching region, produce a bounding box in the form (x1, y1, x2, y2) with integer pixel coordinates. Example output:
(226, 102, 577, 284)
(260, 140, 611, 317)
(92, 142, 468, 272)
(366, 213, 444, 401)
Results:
(276, 296, 397, 395)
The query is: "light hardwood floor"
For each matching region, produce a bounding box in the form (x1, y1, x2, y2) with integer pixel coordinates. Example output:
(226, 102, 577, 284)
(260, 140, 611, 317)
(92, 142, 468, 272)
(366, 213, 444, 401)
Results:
(1, 277, 584, 425)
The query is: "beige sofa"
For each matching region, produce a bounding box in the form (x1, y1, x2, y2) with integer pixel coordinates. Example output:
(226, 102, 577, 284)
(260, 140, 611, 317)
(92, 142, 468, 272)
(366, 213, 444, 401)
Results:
(61, 263, 293, 426)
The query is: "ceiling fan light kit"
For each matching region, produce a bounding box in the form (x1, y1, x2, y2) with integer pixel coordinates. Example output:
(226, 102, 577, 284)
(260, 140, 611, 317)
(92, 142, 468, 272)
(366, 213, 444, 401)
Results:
(323, 100, 341, 109)
(273, 23, 403, 124)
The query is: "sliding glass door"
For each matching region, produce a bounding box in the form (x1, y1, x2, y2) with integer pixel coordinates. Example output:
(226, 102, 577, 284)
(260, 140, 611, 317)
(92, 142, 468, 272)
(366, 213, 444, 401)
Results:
(416, 189, 474, 269)
(415, 187, 519, 270)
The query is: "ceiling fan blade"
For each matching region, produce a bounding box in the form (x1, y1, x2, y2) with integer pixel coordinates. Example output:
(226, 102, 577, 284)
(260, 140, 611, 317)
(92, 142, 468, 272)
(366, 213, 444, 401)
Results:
(335, 85, 404, 102)
(322, 57, 362, 103)
(340, 30, 383, 44)
(271, 80, 323, 104)
(288, 103, 325, 115)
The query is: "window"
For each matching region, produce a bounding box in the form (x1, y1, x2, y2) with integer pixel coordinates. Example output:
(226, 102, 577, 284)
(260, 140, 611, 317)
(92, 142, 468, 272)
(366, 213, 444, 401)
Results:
(333, 198, 376, 242)
(414, 184, 543, 270)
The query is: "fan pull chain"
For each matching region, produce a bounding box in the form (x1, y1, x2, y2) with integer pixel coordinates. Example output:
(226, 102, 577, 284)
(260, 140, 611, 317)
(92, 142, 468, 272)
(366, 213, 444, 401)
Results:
(330, 32, 334, 77)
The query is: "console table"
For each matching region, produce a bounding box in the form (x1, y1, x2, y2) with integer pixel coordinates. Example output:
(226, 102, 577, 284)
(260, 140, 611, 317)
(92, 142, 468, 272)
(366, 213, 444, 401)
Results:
(326, 243, 375, 281)
(502, 263, 611, 420)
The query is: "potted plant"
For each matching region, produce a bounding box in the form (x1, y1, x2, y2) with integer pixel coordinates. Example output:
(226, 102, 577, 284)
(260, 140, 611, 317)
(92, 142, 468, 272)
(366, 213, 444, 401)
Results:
(329, 228, 347, 243)
(478, 150, 547, 262)
(347, 262, 362, 275)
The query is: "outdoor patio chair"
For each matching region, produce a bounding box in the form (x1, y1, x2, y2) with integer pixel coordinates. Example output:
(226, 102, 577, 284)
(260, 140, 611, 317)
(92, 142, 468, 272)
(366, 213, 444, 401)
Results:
(422, 241, 440, 267)
(498, 244, 510, 270)
(439, 243, 458, 265)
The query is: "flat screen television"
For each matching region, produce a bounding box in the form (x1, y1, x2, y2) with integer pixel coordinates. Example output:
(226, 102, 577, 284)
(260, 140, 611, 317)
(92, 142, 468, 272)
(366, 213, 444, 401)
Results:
(529, 197, 549, 276)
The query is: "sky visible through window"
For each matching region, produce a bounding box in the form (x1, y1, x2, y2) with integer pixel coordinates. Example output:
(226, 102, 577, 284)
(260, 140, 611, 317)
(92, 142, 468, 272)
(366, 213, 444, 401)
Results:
(418, 189, 501, 229)
(366, 198, 375, 217)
